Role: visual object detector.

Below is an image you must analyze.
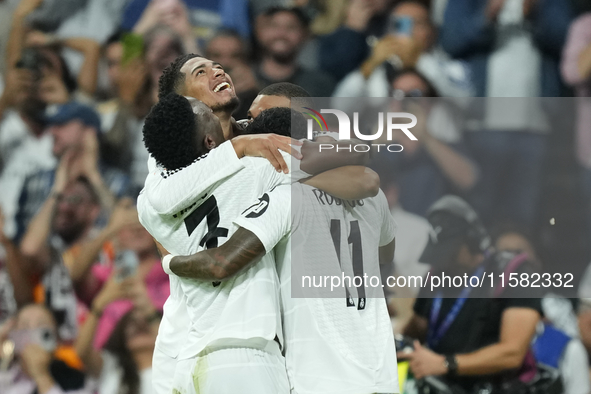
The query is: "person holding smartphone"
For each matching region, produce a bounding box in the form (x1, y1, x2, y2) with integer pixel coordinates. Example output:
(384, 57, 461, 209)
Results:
(0, 304, 93, 394)
(332, 0, 474, 100)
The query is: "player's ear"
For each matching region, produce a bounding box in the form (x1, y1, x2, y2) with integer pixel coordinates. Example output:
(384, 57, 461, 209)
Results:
(204, 134, 217, 150)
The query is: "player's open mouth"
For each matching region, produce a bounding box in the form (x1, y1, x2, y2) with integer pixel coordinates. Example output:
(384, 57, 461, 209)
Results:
(213, 82, 231, 93)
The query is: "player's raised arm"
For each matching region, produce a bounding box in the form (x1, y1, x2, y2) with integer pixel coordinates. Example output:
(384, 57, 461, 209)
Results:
(302, 166, 381, 200)
(163, 228, 266, 281)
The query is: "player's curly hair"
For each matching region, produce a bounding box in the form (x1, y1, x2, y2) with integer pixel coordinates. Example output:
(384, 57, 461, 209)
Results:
(158, 53, 202, 100)
(245, 107, 307, 139)
(143, 93, 201, 170)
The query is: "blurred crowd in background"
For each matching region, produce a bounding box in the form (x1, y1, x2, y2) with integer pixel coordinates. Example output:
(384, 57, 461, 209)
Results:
(1, 0, 591, 393)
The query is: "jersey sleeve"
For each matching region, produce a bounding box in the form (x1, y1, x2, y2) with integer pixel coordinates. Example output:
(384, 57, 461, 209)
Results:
(376, 189, 397, 246)
(233, 185, 292, 253)
(144, 141, 245, 215)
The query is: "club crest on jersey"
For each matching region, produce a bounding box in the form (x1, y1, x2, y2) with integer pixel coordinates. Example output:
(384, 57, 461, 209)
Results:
(242, 193, 270, 218)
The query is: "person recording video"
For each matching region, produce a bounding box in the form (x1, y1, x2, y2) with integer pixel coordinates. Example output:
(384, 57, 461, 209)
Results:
(0, 304, 93, 394)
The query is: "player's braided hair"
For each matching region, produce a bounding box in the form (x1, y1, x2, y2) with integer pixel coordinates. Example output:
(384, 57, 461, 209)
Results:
(143, 93, 201, 170)
(158, 53, 202, 100)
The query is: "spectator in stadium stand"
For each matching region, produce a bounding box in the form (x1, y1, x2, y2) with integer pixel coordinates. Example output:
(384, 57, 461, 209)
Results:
(0, 0, 100, 239)
(561, 13, 591, 240)
(116, 25, 188, 193)
(370, 69, 477, 216)
(0, 207, 26, 324)
(132, 0, 199, 55)
(332, 0, 474, 98)
(318, 0, 394, 81)
(13, 102, 130, 243)
(0, 304, 94, 394)
(438, 0, 574, 230)
(96, 32, 153, 187)
(16, 176, 103, 344)
(492, 224, 590, 394)
(402, 195, 544, 393)
(205, 29, 260, 120)
(254, 6, 336, 97)
(75, 275, 161, 394)
(70, 198, 168, 350)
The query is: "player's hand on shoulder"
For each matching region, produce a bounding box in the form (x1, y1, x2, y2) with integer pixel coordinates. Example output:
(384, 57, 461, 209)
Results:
(231, 134, 303, 174)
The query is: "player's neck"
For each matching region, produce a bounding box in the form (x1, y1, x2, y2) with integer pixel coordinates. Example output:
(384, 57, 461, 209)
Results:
(215, 111, 235, 140)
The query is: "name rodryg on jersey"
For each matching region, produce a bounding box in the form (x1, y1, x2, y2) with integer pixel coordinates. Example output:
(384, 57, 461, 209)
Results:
(312, 188, 364, 208)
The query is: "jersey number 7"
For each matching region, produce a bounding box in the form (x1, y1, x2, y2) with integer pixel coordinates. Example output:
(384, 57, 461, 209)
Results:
(184, 195, 229, 286)
(330, 219, 366, 310)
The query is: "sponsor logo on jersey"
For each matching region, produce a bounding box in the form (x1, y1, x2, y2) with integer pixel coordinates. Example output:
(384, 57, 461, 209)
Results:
(242, 193, 270, 218)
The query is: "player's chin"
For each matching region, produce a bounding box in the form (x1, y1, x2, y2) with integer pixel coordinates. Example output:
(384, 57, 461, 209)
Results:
(211, 95, 240, 113)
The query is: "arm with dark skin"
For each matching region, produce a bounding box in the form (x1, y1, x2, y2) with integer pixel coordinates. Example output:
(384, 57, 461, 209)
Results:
(161, 228, 267, 281)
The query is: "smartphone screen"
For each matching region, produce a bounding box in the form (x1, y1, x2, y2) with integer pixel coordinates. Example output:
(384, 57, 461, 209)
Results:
(121, 33, 144, 65)
(389, 16, 414, 37)
(115, 250, 139, 281)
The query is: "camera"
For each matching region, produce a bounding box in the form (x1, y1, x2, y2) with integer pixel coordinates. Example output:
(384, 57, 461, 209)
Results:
(10, 327, 57, 354)
(15, 48, 44, 82)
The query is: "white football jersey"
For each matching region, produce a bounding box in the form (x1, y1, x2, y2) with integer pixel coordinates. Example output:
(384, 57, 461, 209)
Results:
(139, 141, 244, 360)
(138, 141, 306, 360)
(234, 183, 399, 394)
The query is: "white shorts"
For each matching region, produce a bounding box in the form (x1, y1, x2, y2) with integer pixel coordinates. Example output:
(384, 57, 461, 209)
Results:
(152, 346, 178, 394)
(172, 339, 290, 394)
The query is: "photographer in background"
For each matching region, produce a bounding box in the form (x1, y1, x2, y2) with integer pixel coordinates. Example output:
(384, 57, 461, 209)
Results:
(0, 303, 93, 394)
(402, 195, 544, 393)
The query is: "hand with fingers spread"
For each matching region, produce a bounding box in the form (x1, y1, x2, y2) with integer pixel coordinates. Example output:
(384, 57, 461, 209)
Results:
(231, 134, 303, 174)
